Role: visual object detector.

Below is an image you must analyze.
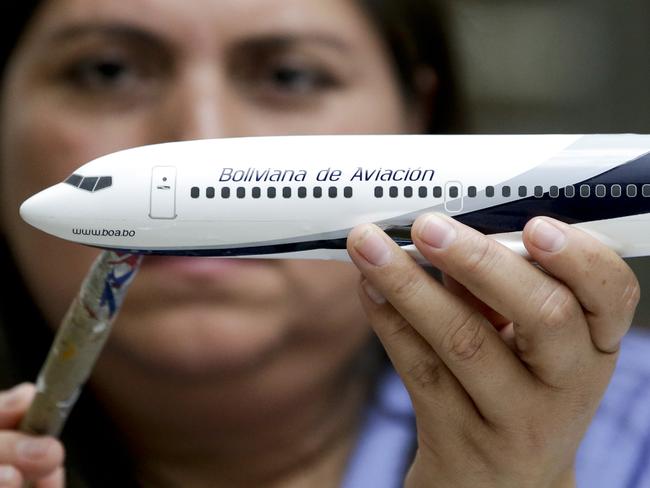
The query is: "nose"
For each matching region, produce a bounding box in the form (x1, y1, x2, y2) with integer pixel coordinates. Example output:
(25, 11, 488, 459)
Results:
(150, 67, 246, 142)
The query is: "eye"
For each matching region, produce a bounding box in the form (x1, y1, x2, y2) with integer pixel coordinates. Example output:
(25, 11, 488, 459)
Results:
(228, 41, 348, 108)
(65, 56, 135, 90)
(267, 64, 337, 94)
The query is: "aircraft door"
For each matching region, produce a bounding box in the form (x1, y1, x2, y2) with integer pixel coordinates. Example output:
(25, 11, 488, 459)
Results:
(150, 166, 177, 219)
(444, 181, 463, 213)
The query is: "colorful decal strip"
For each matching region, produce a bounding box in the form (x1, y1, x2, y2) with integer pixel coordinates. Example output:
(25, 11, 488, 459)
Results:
(99, 253, 142, 319)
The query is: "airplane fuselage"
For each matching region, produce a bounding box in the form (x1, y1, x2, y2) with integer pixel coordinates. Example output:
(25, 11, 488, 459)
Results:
(19, 134, 650, 263)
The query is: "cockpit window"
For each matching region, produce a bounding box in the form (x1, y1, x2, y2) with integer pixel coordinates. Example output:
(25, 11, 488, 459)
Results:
(64, 174, 113, 192)
(80, 177, 99, 191)
(95, 176, 113, 191)
(65, 174, 83, 187)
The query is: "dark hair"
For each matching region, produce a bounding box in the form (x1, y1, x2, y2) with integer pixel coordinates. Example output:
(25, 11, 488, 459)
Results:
(0, 3, 41, 80)
(358, 0, 462, 133)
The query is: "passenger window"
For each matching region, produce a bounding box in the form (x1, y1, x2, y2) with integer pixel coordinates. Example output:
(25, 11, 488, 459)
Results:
(404, 186, 413, 198)
(534, 186, 544, 197)
(580, 185, 590, 198)
(611, 184, 622, 197)
(564, 186, 575, 198)
(95, 176, 113, 191)
(298, 187, 307, 198)
(449, 186, 459, 198)
(433, 186, 442, 198)
(418, 186, 427, 198)
(549, 186, 560, 198)
(267, 187, 276, 198)
(237, 187, 246, 199)
(502, 186, 511, 198)
(389, 186, 398, 198)
(643, 184, 650, 197)
(80, 177, 99, 191)
(206, 187, 215, 199)
(344, 186, 353, 198)
(486, 186, 495, 197)
(374, 186, 383, 198)
(283, 187, 291, 198)
(191, 187, 200, 199)
(518, 186, 527, 197)
(627, 184, 637, 198)
(252, 187, 261, 199)
(329, 187, 337, 198)
(467, 186, 477, 198)
(221, 187, 231, 199)
(314, 187, 322, 198)
(595, 185, 606, 198)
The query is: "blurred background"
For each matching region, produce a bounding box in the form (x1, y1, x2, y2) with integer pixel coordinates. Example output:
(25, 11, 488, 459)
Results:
(445, 0, 650, 325)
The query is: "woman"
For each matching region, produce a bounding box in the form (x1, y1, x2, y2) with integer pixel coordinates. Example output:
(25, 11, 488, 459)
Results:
(0, 1, 648, 487)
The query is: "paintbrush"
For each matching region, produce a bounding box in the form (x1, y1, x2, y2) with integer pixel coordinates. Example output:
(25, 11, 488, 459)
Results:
(19, 251, 142, 437)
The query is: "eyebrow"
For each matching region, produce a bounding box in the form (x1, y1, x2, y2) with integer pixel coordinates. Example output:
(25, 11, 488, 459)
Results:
(46, 22, 169, 50)
(47, 22, 351, 53)
(232, 34, 351, 54)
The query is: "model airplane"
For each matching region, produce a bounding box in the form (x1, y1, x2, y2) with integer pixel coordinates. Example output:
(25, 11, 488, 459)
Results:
(19, 134, 650, 264)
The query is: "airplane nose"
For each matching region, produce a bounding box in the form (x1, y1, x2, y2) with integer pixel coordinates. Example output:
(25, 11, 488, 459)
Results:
(19, 184, 66, 233)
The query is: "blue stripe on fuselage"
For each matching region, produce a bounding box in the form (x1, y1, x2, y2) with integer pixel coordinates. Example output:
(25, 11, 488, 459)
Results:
(456, 151, 650, 234)
(110, 238, 351, 257)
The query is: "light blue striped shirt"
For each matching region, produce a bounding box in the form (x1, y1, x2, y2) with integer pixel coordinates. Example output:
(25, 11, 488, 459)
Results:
(343, 328, 650, 488)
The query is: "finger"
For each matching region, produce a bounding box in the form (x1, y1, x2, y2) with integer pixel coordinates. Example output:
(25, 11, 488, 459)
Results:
(498, 322, 517, 351)
(0, 465, 22, 487)
(0, 385, 36, 429)
(442, 274, 511, 330)
(358, 279, 479, 431)
(444, 274, 517, 349)
(524, 217, 640, 354)
(0, 433, 64, 482)
(35, 467, 64, 488)
(347, 224, 532, 421)
(411, 213, 593, 386)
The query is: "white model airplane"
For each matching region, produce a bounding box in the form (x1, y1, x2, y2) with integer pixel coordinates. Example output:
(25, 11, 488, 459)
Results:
(19, 134, 650, 264)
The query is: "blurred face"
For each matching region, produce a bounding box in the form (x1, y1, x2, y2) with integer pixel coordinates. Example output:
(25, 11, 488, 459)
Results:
(0, 0, 418, 380)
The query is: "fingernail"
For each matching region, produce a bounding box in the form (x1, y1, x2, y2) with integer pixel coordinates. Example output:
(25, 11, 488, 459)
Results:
(354, 226, 392, 266)
(362, 280, 386, 304)
(418, 214, 457, 249)
(531, 218, 566, 252)
(17, 438, 51, 460)
(0, 383, 29, 410)
(0, 465, 17, 482)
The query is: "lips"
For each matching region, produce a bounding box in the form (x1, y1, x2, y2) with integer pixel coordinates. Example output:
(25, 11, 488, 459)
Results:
(130, 255, 288, 306)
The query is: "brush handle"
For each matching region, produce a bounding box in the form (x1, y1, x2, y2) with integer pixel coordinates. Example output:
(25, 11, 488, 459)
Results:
(19, 251, 141, 437)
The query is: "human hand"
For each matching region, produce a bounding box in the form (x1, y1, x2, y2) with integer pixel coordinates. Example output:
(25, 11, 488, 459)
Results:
(0, 384, 65, 487)
(347, 214, 640, 488)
